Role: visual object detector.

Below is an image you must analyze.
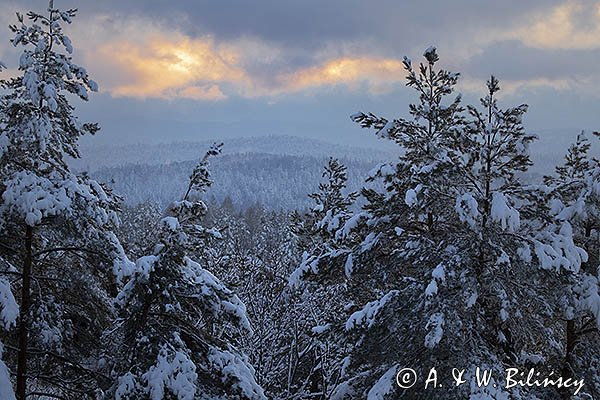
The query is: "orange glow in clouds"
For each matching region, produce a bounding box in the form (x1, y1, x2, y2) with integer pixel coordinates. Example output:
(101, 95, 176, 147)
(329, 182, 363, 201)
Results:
(512, 0, 600, 50)
(98, 35, 247, 100)
(284, 58, 407, 92)
(93, 33, 408, 100)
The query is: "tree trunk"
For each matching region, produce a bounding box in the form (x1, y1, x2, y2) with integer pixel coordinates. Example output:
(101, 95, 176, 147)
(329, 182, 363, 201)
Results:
(560, 221, 590, 398)
(565, 319, 576, 368)
(16, 225, 33, 400)
(559, 319, 576, 399)
(427, 212, 434, 237)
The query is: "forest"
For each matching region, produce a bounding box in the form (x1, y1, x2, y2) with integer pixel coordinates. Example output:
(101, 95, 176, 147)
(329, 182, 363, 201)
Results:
(1, 3, 599, 400)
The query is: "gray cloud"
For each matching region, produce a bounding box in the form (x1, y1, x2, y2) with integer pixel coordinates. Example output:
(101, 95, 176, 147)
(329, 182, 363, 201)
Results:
(1, 0, 600, 148)
(0, 1, 563, 50)
(462, 40, 600, 82)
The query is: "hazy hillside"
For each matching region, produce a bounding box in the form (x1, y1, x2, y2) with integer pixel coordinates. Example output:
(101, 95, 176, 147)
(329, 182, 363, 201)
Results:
(94, 152, 380, 210)
(72, 135, 399, 172)
(79, 133, 600, 210)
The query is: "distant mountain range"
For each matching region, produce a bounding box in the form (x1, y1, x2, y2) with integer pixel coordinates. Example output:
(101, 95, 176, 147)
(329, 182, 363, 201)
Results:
(72, 135, 399, 172)
(73, 133, 599, 210)
(93, 153, 378, 210)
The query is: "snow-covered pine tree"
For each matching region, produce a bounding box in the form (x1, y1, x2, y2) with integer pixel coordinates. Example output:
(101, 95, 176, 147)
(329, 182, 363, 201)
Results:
(318, 50, 586, 399)
(446, 76, 587, 398)
(0, 3, 124, 398)
(543, 131, 600, 395)
(290, 157, 358, 283)
(287, 158, 358, 398)
(0, 252, 18, 400)
(324, 47, 468, 399)
(109, 144, 266, 400)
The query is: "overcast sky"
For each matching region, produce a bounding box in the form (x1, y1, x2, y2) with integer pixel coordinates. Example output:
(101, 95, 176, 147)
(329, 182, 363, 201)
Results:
(0, 0, 599, 147)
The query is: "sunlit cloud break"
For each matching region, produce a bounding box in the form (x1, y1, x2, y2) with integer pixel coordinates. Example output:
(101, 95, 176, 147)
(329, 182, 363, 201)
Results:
(510, 0, 600, 50)
(85, 31, 409, 100)
(96, 34, 246, 100)
(56, 0, 600, 101)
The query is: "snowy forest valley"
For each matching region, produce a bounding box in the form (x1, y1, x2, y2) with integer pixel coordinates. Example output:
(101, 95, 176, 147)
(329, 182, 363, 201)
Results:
(3, 2, 600, 400)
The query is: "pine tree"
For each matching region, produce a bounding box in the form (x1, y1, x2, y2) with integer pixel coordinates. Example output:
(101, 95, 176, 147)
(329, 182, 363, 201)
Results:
(456, 76, 539, 366)
(0, 3, 124, 398)
(544, 131, 600, 396)
(309, 49, 587, 399)
(290, 157, 358, 284)
(447, 76, 586, 398)
(328, 47, 468, 398)
(0, 253, 18, 400)
(108, 144, 266, 399)
(287, 158, 358, 398)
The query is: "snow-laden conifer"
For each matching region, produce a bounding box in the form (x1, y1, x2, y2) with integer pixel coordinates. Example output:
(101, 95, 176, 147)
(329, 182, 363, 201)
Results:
(109, 144, 265, 400)
(543, 131, 600, 395)
(290, 157, 358, 284)
(0, 3, 125, 398)
(315, 49, 587, 399)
